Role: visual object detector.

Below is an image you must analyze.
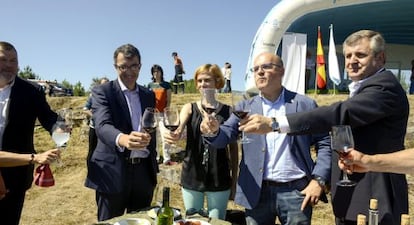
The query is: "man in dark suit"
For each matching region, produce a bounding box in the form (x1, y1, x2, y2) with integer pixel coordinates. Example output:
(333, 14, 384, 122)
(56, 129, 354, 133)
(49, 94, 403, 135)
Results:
(0, 41, 59, 225)
(237, 30, 409, 225)
(201, 53, 331, 225)
(84, 44, 158, 221)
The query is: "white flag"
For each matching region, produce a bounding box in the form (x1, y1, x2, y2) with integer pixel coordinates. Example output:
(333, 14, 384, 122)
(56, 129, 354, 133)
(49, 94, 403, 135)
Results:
(328, 24, 341, 85)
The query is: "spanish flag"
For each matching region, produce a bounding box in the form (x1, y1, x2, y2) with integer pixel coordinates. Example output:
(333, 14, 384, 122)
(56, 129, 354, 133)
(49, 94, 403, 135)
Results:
(316, 26, 327, 90)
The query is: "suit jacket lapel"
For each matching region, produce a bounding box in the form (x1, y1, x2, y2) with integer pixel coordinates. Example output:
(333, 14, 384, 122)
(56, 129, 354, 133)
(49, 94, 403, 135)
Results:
(250, 96, 265, 143)
(283, 89, 298, 114)
(250, 95, 263, 115)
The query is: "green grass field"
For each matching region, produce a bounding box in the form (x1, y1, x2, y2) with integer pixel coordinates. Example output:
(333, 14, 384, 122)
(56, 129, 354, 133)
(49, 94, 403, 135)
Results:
(18, 94, 414, 225)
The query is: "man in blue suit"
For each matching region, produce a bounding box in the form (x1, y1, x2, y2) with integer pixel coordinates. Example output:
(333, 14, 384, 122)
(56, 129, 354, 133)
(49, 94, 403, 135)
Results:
(201, 52, 331, 225)
(84, 44, 158, 221)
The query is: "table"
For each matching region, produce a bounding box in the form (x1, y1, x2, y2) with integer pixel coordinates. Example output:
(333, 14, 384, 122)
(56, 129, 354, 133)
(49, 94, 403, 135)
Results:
(93, 208, 231, 225)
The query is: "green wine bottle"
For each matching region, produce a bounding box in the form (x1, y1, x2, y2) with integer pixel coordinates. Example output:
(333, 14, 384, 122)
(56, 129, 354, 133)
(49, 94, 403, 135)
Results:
(156, 187, 174, 225)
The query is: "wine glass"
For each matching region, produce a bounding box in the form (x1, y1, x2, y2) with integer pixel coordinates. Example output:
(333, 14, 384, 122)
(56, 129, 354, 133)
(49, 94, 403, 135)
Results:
(141, 107, 157, 134)
(52, 108, 72, 166)
(163, 106, 180, 151)
(232, 92, 252, 144)
(331, 125, 356, 187)
(200, 88, 219, 137)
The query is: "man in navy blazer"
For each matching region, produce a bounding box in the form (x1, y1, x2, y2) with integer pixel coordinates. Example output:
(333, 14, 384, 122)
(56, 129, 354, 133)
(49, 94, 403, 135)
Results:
(84, 44, 158, 221)
(202, 53, 331, 225)
(0, 41, 59, 225)
(236, 30, 409, 225)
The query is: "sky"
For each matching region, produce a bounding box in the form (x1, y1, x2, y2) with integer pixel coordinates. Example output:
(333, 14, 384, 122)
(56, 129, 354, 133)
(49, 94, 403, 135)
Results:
(2, 0, 278, 91)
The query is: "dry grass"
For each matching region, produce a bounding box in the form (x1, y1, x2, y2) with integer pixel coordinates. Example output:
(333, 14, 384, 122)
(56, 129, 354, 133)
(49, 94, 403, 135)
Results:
(19, 94, 414, 225)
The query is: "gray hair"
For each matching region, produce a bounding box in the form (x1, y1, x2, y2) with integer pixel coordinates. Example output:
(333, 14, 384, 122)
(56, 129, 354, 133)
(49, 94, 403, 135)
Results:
(343, 30, 385, 56)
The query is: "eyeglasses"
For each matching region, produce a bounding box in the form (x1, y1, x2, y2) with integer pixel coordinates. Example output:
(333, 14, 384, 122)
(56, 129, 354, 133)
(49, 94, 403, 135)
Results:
(250, 63, 282, 73)
(114, 64, 141, 72)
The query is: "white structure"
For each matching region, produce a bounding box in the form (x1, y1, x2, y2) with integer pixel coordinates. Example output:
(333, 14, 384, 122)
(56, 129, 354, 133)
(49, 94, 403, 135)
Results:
(245, 0, 389, 93)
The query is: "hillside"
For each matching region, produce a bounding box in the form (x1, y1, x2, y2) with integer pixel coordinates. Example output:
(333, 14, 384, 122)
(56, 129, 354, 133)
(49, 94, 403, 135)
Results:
(19, 94, 414, 225)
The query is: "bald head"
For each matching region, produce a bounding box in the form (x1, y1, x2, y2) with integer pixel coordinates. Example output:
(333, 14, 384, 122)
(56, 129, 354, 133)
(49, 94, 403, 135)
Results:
(252, 52, 284, 101)
(254, 52, 284, 67)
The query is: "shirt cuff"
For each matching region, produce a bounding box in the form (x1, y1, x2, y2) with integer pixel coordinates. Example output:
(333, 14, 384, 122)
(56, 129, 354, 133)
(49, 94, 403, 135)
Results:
(276, 115, 290, 133)
(115, 133, 125, 152)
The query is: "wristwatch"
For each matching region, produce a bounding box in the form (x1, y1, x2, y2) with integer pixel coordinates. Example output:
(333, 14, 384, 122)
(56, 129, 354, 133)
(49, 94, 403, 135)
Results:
(312, 175, 326, 188)
(271, 117, 280, 132)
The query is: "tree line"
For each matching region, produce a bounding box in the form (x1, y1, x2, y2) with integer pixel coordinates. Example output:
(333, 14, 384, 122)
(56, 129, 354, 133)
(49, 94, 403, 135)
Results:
(18, 65, 200, 96)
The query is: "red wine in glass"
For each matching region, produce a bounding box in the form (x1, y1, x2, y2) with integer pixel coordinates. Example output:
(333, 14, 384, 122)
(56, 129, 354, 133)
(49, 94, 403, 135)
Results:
(142, 107, 157, 134)
(143, 126, 156, 133)
(334, 149, 350, 158)
(163, 106, 180, 152)
(331, 125, 356, 187)
(233, 110, 249, 119)
(165, 125, 179, 132)
(232, 92, 252, 144)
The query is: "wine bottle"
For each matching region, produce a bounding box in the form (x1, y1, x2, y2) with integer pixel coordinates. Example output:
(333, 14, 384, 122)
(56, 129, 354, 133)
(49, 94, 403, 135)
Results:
(401, 214, 410, 225)
(156, 187, 174, 225)
(357, 214, 366, 225)
(368, 198, 378, 225)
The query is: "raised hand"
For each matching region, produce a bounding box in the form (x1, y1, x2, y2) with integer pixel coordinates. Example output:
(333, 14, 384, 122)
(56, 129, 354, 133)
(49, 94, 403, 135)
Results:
(238, 114, 273, 134)
(35, 149, 61, 164)
(119, 131, 151, 151)
(338, 148, 370, 174)
(200, 112, 220, 136)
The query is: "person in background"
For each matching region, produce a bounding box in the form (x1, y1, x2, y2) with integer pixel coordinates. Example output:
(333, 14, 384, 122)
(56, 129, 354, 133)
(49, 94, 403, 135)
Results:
(222, 62, 232, 93)
(84, 44, 158, 221)
(147, 64, 175, 165)
(83, 77, 109, 166)
(409, 59, 414, 94)
(338, 147, 414, 175)
(305, 51, 315, 91)
(172, 52, 185, 94)
(163, 64, 239, 220)
(235, 30, 409, 225)
(0, 41, 60, 225)
(0, 149, 60, 200)
(200, 53, 331, 225)
(148, 64, 171, 113)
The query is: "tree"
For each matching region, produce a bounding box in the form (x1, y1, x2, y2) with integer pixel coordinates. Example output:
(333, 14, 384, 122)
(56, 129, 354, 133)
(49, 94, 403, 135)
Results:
(18, 66, 40, 80)
(89, 77, 105, 91)
(73, 81, 86, 96)
(61, 79, 73, 89)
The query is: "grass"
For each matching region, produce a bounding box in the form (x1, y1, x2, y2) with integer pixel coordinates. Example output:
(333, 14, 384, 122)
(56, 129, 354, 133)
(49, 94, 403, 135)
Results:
(19, 94, 414, 225)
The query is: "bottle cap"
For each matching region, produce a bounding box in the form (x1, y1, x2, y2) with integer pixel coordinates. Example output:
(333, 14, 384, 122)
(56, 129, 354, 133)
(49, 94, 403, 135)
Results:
(369, 198, 378, 210)
(357, 214, 366, 225)
(401, 214, 410, 225)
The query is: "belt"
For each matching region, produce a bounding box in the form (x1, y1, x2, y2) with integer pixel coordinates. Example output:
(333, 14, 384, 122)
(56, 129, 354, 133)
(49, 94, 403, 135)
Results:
(125, 157, 145, 165)
(262, 177, 308, 189)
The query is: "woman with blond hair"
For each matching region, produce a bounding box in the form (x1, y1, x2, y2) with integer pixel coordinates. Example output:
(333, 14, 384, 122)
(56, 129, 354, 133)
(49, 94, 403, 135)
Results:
(163, 64, 238, 219)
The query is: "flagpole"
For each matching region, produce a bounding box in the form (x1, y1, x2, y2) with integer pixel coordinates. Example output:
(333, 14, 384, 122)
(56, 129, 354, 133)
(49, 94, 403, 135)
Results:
(328, 23, 341, 94)
(330, 23, 335, 96)
(314, 48, 318, 97)
(314, 70, 317, 96)
(314, 26, 317, 97)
